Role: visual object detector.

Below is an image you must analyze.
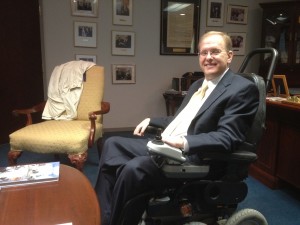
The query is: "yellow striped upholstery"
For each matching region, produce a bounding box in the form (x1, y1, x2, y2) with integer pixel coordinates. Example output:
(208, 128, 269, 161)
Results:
(9, 65, 104, 155)
(77, 66, 104, 121)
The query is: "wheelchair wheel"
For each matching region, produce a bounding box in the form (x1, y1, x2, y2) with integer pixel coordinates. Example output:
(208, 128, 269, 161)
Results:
(225, 208, 268, 225)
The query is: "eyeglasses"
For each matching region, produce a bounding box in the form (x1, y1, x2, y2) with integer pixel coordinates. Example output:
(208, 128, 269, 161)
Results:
(198, 49, 225, 57)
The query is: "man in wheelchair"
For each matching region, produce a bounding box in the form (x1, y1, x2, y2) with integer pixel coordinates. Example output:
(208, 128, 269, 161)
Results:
(95, 31, 267, 225)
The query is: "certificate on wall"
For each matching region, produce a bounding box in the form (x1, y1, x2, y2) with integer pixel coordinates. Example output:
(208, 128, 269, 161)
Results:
(160, 0, 200, 55)
(166, 4, 194, 49)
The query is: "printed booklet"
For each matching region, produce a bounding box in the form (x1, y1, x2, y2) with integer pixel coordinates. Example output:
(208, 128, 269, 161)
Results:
(0, 162, 60, 188)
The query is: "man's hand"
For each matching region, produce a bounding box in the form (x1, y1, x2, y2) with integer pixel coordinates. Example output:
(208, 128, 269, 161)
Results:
(133, 118, 150, 136)
(162, 136, 184, 149)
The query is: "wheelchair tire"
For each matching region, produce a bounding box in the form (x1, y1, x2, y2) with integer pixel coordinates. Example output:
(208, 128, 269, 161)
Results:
(225, 208, 268, 225)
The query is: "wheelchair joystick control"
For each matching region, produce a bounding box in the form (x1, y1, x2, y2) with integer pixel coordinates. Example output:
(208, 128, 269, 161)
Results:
(147, 128, 186, 163)
(152, 128, 163, 145)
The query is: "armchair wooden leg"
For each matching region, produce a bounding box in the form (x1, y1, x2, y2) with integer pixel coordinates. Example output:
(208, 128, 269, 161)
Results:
(8, 150, 23, 166)
(68, 152, 88, 171)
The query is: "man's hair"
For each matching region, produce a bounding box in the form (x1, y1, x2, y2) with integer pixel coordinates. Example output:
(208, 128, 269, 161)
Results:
(199, 31, 232, 51)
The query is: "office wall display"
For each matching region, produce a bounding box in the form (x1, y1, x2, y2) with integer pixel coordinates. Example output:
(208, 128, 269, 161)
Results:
(160, 0, 201, 55)
(113, 0, 133, 25)
(226, 5, 248, 24)
(206, 0, 224, 27)
(112, 64, 136, 84)
(74, 21, 97, 48)
(112, 31, 135, 55)
(75, 54, 97, 63)
(228, 32, 246, 55)
(70, 0, 98, 17)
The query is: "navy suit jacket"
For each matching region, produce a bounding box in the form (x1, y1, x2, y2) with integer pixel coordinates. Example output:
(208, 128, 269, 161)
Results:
(150, 69, 259, 155)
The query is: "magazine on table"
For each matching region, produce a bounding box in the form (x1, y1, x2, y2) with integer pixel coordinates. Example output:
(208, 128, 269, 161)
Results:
(0, 161, 60, 188)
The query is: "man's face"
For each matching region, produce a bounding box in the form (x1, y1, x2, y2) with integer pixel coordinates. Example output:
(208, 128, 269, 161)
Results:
(198, 34, 233, 80)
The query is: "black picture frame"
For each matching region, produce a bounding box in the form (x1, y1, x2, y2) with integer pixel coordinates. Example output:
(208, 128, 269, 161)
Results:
(160, 0, 201, 55)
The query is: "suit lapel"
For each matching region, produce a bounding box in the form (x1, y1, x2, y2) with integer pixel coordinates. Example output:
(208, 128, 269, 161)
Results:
(194, 70, 234, 117)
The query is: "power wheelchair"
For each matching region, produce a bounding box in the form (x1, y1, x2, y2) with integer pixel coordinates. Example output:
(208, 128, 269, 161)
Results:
(117, 48, 278, 225)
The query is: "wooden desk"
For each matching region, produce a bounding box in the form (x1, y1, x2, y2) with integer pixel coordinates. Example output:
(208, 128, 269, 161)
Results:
(250, 99, 300, 189)
(0, 164, 100, 225)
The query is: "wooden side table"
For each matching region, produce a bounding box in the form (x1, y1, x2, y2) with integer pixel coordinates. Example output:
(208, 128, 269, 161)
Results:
(163, 93, 184, 116)
(0, 164, 100, 225)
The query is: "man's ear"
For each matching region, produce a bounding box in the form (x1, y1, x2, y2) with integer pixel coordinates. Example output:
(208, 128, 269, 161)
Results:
(227, 50, 233, 63)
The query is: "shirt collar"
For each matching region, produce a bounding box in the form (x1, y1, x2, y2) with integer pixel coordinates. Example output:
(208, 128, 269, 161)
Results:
(204, 68, 229, 89)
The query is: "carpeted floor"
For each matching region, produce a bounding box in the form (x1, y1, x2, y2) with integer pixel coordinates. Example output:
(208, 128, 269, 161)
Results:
(1, 131, 300, 225)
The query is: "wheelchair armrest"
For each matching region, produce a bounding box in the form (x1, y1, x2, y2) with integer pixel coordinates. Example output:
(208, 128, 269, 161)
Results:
(146, 125, 257, 180)
(159, 150, 257, 179)
(200, 150, 257, 163)
(146, 125, 164, 135)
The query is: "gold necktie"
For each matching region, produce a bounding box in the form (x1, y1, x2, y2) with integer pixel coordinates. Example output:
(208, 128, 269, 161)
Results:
(162, 83, 209, 137)
(192, 83, 208, 100)
(199, 83, 208, 99)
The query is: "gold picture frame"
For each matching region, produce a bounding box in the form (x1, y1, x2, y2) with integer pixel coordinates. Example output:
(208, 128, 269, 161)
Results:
(272, 75, 290, 97)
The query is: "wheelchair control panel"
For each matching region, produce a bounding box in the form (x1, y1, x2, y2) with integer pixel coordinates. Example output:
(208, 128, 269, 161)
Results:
(146, 130, 186, 163)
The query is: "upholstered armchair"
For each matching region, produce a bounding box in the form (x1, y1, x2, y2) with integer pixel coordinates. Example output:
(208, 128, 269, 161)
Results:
(8, 64, 110, 171)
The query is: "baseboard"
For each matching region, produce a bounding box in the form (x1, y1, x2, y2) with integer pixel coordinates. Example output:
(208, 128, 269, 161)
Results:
(103, 127, 134, 132)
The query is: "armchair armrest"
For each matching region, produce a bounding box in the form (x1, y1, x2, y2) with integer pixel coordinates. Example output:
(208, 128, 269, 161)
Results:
(88, 101, 110, 147)
(12, 101, 46, 126)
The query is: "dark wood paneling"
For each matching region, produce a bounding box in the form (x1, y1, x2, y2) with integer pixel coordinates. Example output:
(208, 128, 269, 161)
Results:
(0, 0, 44, 143)
(250, 100, 300, 189)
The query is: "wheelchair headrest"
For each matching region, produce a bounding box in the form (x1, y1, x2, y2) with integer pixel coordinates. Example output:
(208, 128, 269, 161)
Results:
(237, 73, 266, 153)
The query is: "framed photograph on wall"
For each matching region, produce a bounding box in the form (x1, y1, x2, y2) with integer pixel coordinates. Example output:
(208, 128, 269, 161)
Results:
(112, 64, 136, 84)
(206, 0, 224, 27)
(160, 0, 200, 55)
(113, 0, 133, 25)
(70, 0, 98, 17)
(228, 32, 246, 55)
(75, 54, 97, 63)
(272, 75, 290, 97)
(112, 31, 135, 56)
(226, 5, 248, 24)
(74, 21, 97, 48)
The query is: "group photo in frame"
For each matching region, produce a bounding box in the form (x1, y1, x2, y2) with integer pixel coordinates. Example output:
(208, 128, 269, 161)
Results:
(206, 0, 224, 27)
(75, 54, 97, 63)
(113, 0, 133, 25)
(74, 21, 97, 48)
(112, 64, 136, 84)
(70, 0, 98, 17)
(228, 32, 246, 55)
(226, 5, 248, 24)
(160, 0, 201, 55)
(272, 75, 290, 97)
(112, 31, 135, 56)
